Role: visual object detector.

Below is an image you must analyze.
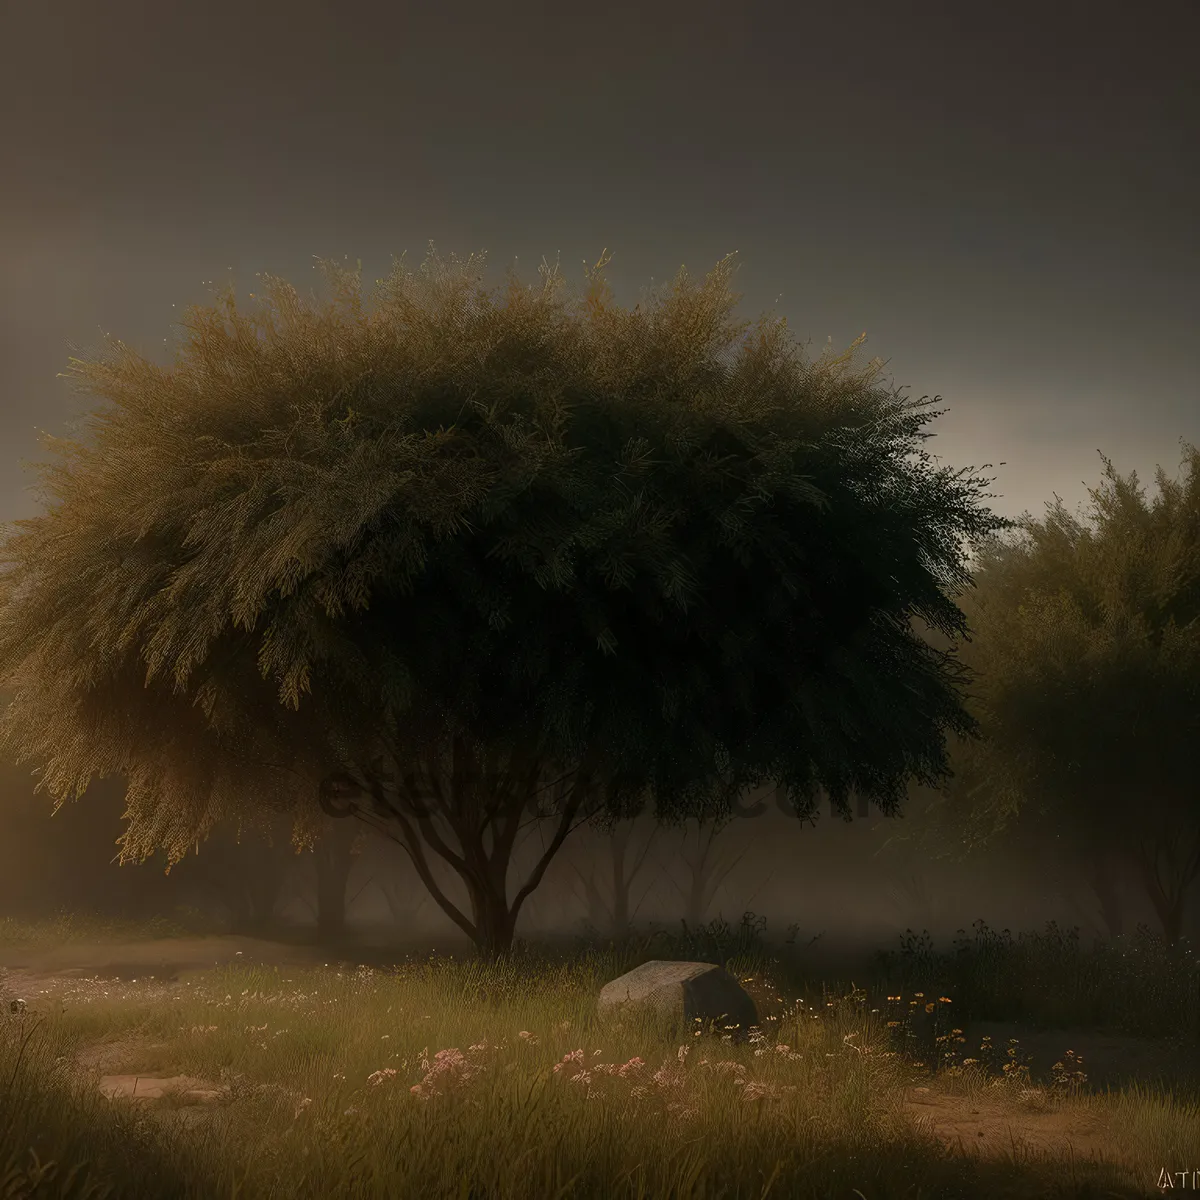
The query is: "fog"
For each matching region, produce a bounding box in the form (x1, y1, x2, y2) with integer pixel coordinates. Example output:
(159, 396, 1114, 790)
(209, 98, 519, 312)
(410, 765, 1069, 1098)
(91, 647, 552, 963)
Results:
(3, 762, 1169, 969)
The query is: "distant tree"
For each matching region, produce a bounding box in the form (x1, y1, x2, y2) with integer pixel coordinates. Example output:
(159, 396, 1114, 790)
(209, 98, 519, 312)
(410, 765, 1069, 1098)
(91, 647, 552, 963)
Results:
(311, 816, 364, 942)
(181, 816, 294, 935)
(661, 816, 754, 931)
(0, 763, 178, 920)
(568, 814, 661, 939)
(0, 244, 1007, 958)
(911, 448, 1200, 944)
(370, 845, 431, 933)
(279, 816, 368, 941)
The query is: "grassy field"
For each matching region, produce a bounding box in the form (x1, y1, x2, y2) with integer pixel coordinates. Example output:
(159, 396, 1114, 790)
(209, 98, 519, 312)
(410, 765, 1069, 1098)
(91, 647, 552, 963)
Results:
(1, 912, 1198, 1199)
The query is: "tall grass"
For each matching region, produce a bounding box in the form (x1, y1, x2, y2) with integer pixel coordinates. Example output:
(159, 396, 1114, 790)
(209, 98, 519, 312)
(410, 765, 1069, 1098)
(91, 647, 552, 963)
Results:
(1, 914, 1195, 1198)
(0, 908, 210, 949)
(874, 920, 1200, 1040)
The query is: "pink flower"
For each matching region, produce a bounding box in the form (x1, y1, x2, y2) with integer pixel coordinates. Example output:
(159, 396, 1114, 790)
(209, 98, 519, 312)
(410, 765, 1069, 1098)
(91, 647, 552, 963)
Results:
(409, 1046, 486, 1099)
(552, 1049, 585, 1075)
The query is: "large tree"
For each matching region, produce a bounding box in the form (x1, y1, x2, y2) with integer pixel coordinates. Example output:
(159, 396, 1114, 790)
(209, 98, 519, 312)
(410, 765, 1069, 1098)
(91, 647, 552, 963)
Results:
(0, 244, 1006, 958)
(905, 448, 1200, 944)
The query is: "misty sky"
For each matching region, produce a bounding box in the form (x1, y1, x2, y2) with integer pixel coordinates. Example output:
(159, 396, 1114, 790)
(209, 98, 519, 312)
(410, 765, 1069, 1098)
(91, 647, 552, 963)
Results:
(2, 0, 1196, 528)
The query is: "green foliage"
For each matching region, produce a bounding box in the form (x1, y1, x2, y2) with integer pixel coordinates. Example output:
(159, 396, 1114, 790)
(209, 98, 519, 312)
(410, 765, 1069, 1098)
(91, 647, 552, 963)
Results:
(0, 243, 1006, 955)
(901, 445, 1200, 937)
(583, 909, 772, 973)
(874, 920, 1200, 1040)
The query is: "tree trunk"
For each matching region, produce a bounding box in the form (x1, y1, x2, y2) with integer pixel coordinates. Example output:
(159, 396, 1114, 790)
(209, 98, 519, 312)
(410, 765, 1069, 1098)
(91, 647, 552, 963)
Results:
(578, 865, 609, 932)
(570, 818, 657, 940)
(1133, 833, 1200, 948)
(610, 827, 631, 938)
(320, 740, 599, 960)
(314, 820, 358, 944)
(466, 874, 517, 962)
(1138, 855, 1188, 947)
(1161, 899, 1185, 948)
(671, 819, 745, 931)
(685, 870, 708, 930)
(609, 819, 658, 938)
(199, 828, 289, 935)
(1083, 852, 1124, 941)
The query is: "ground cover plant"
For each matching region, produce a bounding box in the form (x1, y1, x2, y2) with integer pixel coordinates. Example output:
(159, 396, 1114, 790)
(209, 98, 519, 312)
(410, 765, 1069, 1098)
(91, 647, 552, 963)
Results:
(2, 914, 1198, 1198)
(874, 920, 1200, 1046)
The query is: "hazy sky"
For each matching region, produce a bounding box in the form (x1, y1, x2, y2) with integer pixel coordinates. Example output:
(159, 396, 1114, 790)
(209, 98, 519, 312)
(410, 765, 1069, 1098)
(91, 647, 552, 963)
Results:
(3, 0, 1196, 527)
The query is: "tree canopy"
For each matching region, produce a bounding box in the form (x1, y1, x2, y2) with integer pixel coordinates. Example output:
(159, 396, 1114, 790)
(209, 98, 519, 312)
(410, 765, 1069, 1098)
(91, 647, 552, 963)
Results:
(903, 445, 1200, 942)
(0, 244, 1007, 955)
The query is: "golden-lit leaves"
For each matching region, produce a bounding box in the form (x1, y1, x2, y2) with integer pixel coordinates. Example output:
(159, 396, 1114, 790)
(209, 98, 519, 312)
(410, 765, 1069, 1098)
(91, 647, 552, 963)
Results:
(935, 445, 1200, 862)
(0, 241, 1007, 865)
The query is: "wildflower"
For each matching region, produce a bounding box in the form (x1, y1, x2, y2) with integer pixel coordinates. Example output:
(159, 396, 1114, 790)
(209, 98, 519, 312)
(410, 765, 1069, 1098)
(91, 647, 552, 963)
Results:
(409, 1047, 486, 1099)
(552, 1049, 585, 1074)
(651, 1063, 686, 1091)
(749, 1081, 798, 1102)
(367, 1068, 398, 1086)
(704, 1060, 747, 1079)
(665, 1101, 699, 1120)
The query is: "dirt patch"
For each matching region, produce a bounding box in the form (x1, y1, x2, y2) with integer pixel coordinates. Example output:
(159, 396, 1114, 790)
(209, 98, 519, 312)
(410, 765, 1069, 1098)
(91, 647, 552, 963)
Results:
(75, 1037, 226, 1107)
(902, 1081, 1118, 1164)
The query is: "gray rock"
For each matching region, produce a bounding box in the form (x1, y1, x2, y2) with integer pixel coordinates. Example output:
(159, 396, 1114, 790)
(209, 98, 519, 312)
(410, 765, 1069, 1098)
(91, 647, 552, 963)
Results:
(597, 960, 758, 1043)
